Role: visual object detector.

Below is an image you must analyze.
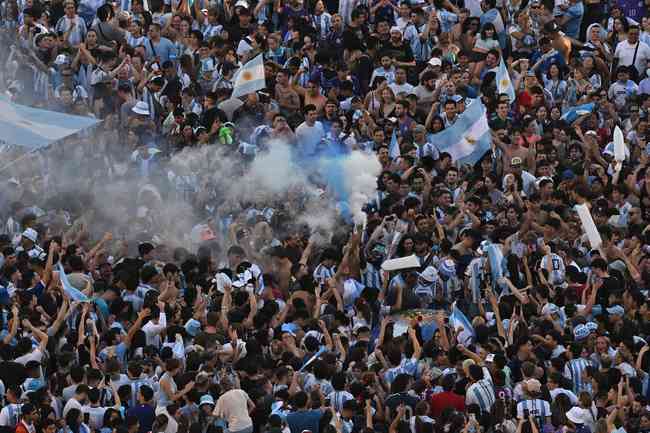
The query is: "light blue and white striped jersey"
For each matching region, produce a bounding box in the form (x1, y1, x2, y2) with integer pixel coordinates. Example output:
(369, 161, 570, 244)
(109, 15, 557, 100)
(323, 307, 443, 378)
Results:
(466, 257, 486, 303)
(361, 262, 382, 290)
(564, 357, 592, 394)
(136, 283, 155, 300)
(466, 378, 496, 413)
(415, 142, 440, 160)
(313, 263, 336, 285)
(540, 253, 566, 286)
(129, 377, 154, 408)
(326, 390, 354, 412)
(0, 403, 22, 428)
(383, 357, 419, 385)
(516, 398, 551, 427)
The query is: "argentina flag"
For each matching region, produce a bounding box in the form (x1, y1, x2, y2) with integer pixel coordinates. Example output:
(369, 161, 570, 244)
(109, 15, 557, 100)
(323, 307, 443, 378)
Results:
(497, 56, 515, 102)
(231, 54, 266, 99)
(433, 100, 491, 166)
(57, 262, 90, 302)
(560, 102, 595, 123)
(449, 302, 475, 345)
(0, 96, 100, 150)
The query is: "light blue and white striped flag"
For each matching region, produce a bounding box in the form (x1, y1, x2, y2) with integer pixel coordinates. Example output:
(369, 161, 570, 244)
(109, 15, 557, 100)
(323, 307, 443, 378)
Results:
(57, 262, 90, 302)
(486, 243, 506, 293)
(433, 100, 491, 166)
(389, 129, 400, 160)
(299, 346, 328, 371)
(230, 54, 266, 99)
(0, 96, 100, 150)
(449, 302, 475, 344)
(497, 56, 515, 103)
(560, 102, 595, 123)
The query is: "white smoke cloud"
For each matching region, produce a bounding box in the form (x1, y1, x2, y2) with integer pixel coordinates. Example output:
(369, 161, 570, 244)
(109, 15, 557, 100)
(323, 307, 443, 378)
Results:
(341, 152, 382, 225)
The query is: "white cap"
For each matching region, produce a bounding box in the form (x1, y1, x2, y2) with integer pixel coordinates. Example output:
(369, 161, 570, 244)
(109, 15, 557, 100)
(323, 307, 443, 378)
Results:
(428, 57, 442, 66)
(132, 101, 150, 115)
(418, 266, 438, 283)
(54, 54, 69, 65)
(22, 228, 38, 242)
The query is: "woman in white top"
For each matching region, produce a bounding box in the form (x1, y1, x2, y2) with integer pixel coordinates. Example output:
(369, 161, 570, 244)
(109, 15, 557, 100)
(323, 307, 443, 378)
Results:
(474, 23, 501, 54)
(157, 358, 194, 415)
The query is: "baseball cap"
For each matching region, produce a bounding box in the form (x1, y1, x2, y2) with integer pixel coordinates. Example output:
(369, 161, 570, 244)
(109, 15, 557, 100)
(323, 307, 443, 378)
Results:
(418, 266, 438, 283)
(573, 324, 590, 340)
(22, 228, 38, 242)
(199, 394, 215, 407)
(428, 57, 442, 66)
(511, 156, 523, 166)
(606, 305, 624, 316)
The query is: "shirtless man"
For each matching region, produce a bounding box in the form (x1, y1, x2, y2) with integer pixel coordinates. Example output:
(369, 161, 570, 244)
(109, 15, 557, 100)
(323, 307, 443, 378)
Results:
(275, 68, 300, 116)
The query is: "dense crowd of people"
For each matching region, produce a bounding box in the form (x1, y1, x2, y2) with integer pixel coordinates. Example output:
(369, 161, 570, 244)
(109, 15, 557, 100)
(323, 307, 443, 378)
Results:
(1, 2, 650, 433)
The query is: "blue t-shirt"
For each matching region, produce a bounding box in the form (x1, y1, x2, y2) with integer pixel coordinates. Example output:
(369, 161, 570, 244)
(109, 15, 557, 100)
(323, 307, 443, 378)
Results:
(144, 37, 177, 63)
(286, 409, 323, 433)
(127, 404, 156, 433)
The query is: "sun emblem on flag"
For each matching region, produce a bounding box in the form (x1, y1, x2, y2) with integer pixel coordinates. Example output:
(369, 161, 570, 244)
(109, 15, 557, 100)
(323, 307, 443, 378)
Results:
(500, 78, 510, 88)
(241, 71, 253, 81)
(465, 135, 477, 145)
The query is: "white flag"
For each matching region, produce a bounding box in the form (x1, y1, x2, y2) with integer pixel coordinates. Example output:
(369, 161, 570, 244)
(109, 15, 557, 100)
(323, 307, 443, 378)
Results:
(575, 204, 602, 249)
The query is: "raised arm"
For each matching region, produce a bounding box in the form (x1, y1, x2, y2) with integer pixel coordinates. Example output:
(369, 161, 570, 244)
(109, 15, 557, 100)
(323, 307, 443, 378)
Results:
(3, 305, 20, 345)
(125, 307, 150, 348)
(23, 318, 49, 351)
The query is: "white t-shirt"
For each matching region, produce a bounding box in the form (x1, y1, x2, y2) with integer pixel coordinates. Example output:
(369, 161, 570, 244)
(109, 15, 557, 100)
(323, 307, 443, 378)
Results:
(13, 348, 44, 365)
(614, 40, 650, 76)
(63, 398, 82, 418)
(295, 121, 325, 156)
(82, 406, 108, 430)
(214, 389, 252, 432)
(389, 82, 415, 96)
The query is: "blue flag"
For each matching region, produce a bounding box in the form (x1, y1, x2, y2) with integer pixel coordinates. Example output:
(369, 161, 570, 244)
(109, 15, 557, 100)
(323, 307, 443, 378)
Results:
(433, 101, 491, 166)
(57, 262, 90, 302)
(560, 102, 595, 123)
(0, 96, 100, 150)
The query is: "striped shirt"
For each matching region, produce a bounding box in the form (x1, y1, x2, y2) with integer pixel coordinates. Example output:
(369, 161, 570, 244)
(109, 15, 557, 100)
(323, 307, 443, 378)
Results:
(466, 379, 496, 413)
(540, 253, 566, 286)
(516, 398, 551, 427)
(466, 257, 486, 304)
(326, 391, 354, 412)
(361, 263, 382, 290)
(383, 357, 418, 385)
(415, 142, 439, 160)
(0, 403, 22, 428)
(129, 378, 152, 408)
(313, 264, 336, 285)
(564, 358, 592, 394)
